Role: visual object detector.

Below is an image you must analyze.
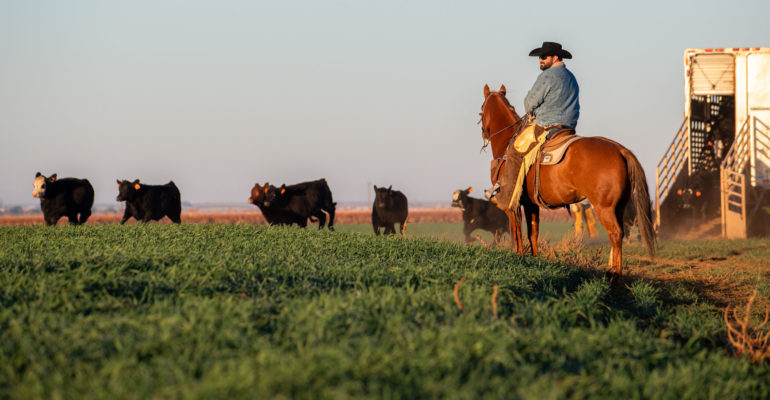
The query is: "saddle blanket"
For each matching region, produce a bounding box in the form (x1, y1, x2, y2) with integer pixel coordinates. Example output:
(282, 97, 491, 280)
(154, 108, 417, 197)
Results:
(540, 132, 584, 165)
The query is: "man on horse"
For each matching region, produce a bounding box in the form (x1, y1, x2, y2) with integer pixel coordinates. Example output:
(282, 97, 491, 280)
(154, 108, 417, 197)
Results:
(525, 41, 580, 131)
(491, 41, 580, 212)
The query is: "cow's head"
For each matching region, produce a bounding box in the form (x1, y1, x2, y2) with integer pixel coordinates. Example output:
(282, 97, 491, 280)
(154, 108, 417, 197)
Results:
(32, 172, 57, 198)
(451, 187, 473, 209)
(249, 182, 274, 206)
(116, 179, 141, 201)
(676, 187, 701, 210)
(374, 185, 396, 209)
(264, 184, 287, 207)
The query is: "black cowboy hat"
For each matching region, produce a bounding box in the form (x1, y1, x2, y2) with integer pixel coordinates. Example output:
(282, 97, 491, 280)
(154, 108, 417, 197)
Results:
(528, 41, 572, 59)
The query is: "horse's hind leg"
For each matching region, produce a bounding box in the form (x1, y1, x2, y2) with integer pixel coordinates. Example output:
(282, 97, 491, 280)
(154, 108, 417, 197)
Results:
(594, 204, 624, 276)
(523, 202, 540, 256)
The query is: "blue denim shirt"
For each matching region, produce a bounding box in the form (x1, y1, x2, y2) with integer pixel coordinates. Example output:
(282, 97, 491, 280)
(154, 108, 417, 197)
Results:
(524, 64, 580, 129)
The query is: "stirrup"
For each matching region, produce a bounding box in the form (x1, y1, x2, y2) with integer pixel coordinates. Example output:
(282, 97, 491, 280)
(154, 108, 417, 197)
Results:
(484, 183, 500, 200)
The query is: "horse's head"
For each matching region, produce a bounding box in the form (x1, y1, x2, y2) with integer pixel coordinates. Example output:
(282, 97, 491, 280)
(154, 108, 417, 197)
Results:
(479, 84, 521, 147)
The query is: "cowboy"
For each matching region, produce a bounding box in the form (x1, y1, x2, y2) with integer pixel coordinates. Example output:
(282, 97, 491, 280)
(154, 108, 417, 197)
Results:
(524, 41, 580, 131)
(490, 42, 580, 212)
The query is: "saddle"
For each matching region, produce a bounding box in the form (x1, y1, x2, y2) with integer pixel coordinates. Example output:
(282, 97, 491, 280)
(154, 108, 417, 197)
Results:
(489, 127, 583, 211)
(539, 130, 583, 165)
(533, 130, 584, 209)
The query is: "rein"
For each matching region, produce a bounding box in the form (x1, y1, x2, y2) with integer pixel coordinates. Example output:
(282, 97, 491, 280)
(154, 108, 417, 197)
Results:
(478, 95, 526, 153)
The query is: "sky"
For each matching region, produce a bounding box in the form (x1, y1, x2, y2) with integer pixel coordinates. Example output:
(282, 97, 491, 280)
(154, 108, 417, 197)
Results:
(1, 0, 769, 207)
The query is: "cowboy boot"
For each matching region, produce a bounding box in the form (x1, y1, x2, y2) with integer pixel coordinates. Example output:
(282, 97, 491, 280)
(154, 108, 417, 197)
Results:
(493, 151, 523, 210)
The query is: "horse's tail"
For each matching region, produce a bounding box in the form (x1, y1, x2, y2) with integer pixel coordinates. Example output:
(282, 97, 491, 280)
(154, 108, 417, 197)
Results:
(618, 146, 656, 258)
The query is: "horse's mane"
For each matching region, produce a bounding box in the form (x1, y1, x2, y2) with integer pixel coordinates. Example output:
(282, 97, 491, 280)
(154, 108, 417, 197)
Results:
(489, 91, 520, 121)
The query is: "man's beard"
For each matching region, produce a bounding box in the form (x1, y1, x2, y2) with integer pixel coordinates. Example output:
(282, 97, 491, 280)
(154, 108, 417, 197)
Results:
(539, 60, 553, 71)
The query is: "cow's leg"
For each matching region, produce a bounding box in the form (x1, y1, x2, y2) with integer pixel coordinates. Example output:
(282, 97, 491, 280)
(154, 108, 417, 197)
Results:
(79, 210, 91, 225)
(571, 203, 584, 236)
(326, 206, 335, 231)
(399, 217, 408, 235)
(585, 205, 599, 238)
(463, 224, 473, 243)
(385, 223, 395, 235)
(67, 213, 78, 225)
(169, 212, 181, 224)
(45, 214, 57, 226)
(372, 213, 380, 235)
(315, 211, 326, 229)
(523, 202, 540, 256)
(120, 209, 131, 224)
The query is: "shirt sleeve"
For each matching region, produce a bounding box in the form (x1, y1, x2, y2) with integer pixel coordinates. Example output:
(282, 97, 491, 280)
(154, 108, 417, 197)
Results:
(524, 73, 550, 115)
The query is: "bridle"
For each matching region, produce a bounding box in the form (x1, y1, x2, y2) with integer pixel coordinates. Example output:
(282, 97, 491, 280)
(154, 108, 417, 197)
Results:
(478, 93, 525, 152)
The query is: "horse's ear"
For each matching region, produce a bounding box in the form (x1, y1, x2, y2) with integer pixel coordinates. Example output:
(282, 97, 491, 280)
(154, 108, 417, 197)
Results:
(499, 84, 506, 96)
(483, 84, 490, 98)
(387, 185, 392, 192)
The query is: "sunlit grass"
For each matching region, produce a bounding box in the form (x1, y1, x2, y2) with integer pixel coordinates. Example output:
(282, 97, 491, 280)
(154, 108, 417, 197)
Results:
(0, 224, 768, 398)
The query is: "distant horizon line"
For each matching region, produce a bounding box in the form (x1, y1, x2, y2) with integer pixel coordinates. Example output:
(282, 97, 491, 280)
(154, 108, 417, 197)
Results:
(1, 200, 457, 209)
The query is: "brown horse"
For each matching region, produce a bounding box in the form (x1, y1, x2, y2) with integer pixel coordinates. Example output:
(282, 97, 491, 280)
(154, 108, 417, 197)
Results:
(479, 84, 655, 275)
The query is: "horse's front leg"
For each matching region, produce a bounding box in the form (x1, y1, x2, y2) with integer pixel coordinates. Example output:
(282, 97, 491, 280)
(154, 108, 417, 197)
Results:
(523, 202, 540, 256)
(505, 208, 524, 254)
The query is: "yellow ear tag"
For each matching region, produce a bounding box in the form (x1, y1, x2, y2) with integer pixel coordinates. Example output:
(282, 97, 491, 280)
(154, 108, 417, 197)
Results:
(281, 188, 285, 194)
(117, 183, 120, 188)
(134, 183, 141, 190)
(264, 186, 269, 194)
(468, 187, 473, 193)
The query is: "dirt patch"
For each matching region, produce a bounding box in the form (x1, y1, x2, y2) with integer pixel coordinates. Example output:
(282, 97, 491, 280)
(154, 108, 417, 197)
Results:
(625, 253, 770, 308)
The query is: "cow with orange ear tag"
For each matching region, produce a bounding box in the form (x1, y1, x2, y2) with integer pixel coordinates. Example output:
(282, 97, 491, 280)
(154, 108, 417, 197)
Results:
(673, 168, 720, 225)
(116, 178, 181, 224)
(451, 186, 509, 243)
(263, 179, 336, 230)
(248, 181, 313, 226)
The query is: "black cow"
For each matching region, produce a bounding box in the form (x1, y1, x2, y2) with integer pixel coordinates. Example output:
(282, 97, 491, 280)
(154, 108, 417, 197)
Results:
(264, 179, 337, 230)
(248, 181, 309, 226)
(675, 169, 720, 223)
(451, 187, 509, 243)
(32, 172, 94, 225)
(116, 179, 181, 224)
(372, 185, 408, 235)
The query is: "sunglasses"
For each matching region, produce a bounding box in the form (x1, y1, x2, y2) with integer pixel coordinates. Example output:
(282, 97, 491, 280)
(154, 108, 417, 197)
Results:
(539, 55, 551, 60)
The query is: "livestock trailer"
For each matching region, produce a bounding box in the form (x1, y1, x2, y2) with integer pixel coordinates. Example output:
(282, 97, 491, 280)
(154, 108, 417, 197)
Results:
(655, 47, 770, 238)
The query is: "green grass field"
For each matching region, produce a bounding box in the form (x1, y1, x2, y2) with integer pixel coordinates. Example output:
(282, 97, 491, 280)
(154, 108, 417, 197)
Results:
(1, 224, 769, 399)
(335, 221, 574, 244)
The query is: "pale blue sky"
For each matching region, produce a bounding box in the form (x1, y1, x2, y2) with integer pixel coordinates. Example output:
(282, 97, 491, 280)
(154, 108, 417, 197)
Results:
(1, 0, 768, 206)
